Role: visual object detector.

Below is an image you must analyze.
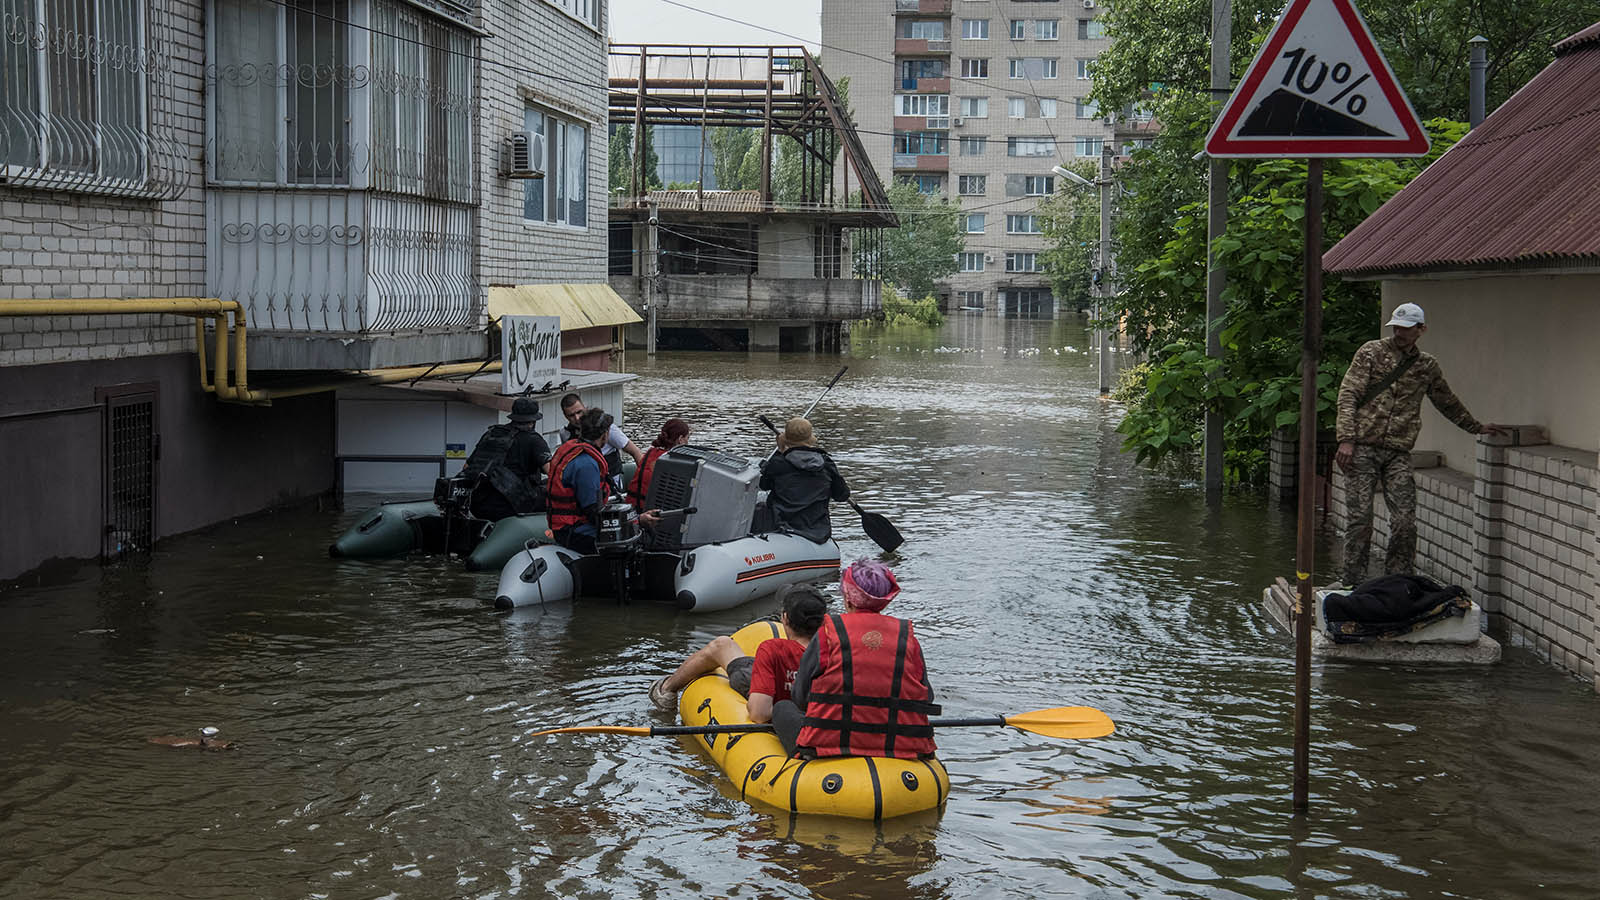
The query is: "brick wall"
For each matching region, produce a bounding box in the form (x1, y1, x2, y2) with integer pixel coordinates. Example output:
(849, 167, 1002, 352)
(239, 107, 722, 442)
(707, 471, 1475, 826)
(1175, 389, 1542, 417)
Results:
(1327, 430, 1600, 690)
(476, 0, 610, 297)
(0, 0, 207, 367)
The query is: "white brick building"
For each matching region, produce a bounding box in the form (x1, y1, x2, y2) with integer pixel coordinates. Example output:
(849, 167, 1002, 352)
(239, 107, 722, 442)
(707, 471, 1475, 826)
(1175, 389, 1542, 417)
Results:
(821, 0, 1114, 317)
(0, 0, 613, 579)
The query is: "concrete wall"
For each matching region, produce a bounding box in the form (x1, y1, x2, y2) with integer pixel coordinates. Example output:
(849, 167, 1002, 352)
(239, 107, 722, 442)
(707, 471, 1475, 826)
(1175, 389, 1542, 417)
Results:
(1326, 428, 1600, 692)
(1381, 274, 1600, 468)
(477, 0, 610, 291)
(758, 220, 817, 279)
(610, 275, 877, 321)
(0, 355, 334, 582)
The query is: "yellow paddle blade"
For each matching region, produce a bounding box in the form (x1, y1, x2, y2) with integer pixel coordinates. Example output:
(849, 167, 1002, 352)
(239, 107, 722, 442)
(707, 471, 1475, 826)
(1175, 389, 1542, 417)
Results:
(527, 725, 654, 737)
(1002, 706, 1115, 740)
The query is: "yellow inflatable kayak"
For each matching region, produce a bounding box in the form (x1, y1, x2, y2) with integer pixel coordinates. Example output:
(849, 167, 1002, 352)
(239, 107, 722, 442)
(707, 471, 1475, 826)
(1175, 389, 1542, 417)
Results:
(678, 621, 951, 820)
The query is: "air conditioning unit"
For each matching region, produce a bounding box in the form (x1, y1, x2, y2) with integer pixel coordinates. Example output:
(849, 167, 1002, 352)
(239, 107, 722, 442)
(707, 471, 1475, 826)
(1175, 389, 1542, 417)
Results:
(1104, 115, 1117, 126)
(503, 131, 545, 179)
(952, 117, 965, 127)
(983, 253, 995, 263)
(1082, 0, 1095, 8)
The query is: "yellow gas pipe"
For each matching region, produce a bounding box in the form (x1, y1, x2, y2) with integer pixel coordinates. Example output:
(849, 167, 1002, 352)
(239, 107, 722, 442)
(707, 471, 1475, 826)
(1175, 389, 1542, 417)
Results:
(2, 299, 500, 404)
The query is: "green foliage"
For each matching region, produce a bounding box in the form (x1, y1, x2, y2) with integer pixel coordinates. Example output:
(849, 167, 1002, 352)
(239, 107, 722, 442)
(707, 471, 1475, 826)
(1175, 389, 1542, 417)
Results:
(880, 286, 947, 327)
(865, 182, 964, 300)
(709, 127, 757, 190)
(1109, 117, 1468, 479)
(607, 122, 661, 194)
(1039, 159, 1100, 313)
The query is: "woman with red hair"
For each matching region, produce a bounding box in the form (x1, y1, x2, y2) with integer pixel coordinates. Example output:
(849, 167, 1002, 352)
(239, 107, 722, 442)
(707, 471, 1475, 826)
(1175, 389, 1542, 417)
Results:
(630, 418, 691, 522)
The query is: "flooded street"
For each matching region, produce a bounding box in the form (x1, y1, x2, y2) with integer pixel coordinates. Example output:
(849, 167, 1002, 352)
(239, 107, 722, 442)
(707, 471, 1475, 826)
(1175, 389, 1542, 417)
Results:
(3, 316, 1597, 899)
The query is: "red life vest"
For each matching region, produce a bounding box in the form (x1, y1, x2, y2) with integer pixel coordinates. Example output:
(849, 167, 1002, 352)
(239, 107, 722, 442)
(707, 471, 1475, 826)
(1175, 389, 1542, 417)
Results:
(547, 439, 609, 531)
(795, 612, 940, 759)
(626, 446, 669, 511)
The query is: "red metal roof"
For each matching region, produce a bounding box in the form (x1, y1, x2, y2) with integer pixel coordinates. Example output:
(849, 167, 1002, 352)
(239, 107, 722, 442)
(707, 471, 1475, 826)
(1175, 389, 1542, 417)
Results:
(1324, 23, 1600, 278)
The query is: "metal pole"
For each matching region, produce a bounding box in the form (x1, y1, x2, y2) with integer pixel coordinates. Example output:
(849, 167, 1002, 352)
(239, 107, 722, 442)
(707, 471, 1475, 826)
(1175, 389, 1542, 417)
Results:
(1098, 142, 1113, 396)
(1293, 158, 1324, 815)
(1204, 0, 1232, 504)
(647, 201, 660, 356)
(1468, 36, 1488, 128)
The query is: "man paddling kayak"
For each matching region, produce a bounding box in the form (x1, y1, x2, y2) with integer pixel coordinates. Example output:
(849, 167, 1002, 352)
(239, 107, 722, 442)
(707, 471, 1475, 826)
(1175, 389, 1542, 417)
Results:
(759, 417, 849, 543)
(774, 560, 939, 760)
(649, 585, 828, 720)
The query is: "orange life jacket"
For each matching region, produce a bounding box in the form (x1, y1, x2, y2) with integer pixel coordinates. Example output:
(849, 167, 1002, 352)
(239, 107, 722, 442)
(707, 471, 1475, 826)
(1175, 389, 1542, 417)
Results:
(795, 612, 939, 759)
(626, 446, 669, 511)
(546, 439, 609, 531)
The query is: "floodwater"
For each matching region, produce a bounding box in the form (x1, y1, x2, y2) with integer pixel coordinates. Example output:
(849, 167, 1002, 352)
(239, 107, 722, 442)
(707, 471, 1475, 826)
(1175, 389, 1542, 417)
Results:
(2, 316, 1597, 899)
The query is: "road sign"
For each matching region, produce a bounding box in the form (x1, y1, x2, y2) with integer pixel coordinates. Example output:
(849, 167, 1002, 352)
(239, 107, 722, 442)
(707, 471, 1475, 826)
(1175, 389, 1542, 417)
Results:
(1205, 0, 1428, 157)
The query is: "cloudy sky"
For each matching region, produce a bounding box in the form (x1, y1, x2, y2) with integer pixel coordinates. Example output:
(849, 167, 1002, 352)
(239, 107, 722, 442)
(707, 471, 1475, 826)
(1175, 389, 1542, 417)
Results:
(609, 0, 823, 49)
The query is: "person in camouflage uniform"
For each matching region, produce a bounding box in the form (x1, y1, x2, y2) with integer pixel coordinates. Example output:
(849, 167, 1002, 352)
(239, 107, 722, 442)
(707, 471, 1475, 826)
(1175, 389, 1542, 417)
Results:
(1334, 303, 1507, 586)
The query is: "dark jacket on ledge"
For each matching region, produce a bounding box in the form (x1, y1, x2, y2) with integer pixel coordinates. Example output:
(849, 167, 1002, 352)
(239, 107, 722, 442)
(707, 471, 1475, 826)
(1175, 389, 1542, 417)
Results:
(760, 446, 849, 543)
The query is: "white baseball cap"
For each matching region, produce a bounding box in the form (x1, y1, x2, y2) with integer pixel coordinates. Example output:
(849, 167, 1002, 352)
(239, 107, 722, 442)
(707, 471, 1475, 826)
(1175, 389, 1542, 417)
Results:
(1386, 302, 1425, 328)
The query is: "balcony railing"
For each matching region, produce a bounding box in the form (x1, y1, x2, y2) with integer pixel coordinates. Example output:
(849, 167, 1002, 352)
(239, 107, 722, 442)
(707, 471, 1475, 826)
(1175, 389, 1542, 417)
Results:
(895, 0, 952, 14)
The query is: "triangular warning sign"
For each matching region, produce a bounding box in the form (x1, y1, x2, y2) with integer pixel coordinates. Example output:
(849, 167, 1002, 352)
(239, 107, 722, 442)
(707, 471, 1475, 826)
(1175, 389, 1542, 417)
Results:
(1205, 0, 1429, 157)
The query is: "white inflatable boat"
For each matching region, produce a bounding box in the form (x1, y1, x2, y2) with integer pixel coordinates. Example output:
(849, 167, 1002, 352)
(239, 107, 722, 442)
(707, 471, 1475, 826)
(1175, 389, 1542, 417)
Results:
(492, 445, 840, 612)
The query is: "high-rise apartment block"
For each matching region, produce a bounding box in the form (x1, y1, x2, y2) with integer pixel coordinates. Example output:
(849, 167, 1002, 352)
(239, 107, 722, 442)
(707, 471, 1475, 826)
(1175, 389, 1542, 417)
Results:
(823, 0, 1113, 317)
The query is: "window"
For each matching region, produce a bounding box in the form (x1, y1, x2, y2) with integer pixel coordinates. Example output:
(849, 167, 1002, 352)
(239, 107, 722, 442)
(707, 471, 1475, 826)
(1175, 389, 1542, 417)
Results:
(960, 58, 989, 78)
(1007, 137, 1054, 157)
(1076, 57, 1095, 80)
(4, 0, 148, 186)
(958, 291, 985, 310)
(1008, 58, 1058, 79)
(964, 213, 986, 234)
(902, 173, 944, 194)
(1075, 98, 1101, 119)
(1007, 214, 1044, 234)
(902, 59, 947, 79)
(1022, 174, 1055, 195)
(961, 18, 989, 39)
(213, 0, 353, 186)
(1008, 97, 1026, 118)
(896, 95, 951, 117)
(958, 136, 988, 155)
(896, 131, 949, 155)
(543, 0, 599, 28)
(959, 252, 986, 273)
(959, 97, 989, 118)
(1075, 136, 1104, 157)
(1034, 19, 1059, 39)
(1005, 252, 1040, 273)
(1010, 19, 1025, 39)
(1039, 98, 1058, 119)
(1077, 18, 1106, 40)
(905, 20, 947, 39)
(1124, 138, 1155, 152)
(211, 0, 473, 199)
(958, 174, 987, 195)
(523, 107, 588, 227)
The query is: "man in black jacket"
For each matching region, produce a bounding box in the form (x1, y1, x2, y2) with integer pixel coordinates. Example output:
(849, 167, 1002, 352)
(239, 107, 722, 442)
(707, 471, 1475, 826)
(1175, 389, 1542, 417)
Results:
(462, 396, 550, 521)
(759, 417, 849, 543)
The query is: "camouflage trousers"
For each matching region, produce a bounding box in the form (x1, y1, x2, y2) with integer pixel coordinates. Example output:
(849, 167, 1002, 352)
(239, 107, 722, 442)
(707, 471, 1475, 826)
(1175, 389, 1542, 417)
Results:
(1340, 445, 1417, 586)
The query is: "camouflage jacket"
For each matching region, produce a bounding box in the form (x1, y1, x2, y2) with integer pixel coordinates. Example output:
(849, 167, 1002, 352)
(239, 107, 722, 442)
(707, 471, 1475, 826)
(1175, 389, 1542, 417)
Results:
(1335, 337, 1483, 451)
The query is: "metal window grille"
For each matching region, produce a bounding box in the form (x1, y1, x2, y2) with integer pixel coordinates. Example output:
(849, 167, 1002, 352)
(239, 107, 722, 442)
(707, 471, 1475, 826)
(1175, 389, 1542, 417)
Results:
(103, 391, 156, 559)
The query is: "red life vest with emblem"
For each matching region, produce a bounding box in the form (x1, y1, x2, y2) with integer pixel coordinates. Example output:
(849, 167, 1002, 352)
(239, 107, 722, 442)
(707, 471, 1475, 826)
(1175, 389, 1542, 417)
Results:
(795, 612, 940, 759)
(547, 439, 609, 531)
(626, 446, 669, 511)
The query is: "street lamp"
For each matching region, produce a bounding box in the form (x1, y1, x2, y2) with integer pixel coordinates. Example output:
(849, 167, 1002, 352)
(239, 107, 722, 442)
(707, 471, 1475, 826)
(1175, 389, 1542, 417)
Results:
(1051, 164, 1094, 188)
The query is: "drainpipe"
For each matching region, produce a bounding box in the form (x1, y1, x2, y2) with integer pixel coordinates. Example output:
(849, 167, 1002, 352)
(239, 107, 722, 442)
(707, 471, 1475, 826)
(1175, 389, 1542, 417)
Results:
(1469, 35, 1488, 128)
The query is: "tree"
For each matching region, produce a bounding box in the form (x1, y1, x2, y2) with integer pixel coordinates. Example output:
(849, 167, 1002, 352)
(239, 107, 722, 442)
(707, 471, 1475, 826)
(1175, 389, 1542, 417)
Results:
(709, 127, 757, 190)
(862, 182, 964, 299)
(1039, 159, 1100, 313)
(607, 123, 634, 195)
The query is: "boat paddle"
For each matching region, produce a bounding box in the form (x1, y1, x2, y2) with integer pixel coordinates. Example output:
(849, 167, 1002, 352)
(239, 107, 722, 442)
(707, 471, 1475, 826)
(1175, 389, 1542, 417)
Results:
(758, 414, 904, 553)
(528, 705, 1114, 741)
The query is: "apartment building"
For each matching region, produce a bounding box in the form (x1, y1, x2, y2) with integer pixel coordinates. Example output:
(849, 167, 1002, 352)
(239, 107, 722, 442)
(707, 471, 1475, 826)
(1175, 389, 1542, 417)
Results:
(822, 0, 1113, 317)
(0, 0, 617, 579)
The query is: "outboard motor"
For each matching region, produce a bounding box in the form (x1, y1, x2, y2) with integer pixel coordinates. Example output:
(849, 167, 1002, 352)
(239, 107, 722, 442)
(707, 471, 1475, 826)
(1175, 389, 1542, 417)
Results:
(594, 500, 642, 558)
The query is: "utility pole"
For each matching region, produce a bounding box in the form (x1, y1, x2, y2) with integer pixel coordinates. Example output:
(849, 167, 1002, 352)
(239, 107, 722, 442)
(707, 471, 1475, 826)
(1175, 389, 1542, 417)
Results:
(1203, 0, 1232, 505)
(646, 201, 660, 356)
(1098, 142, 1113, 396)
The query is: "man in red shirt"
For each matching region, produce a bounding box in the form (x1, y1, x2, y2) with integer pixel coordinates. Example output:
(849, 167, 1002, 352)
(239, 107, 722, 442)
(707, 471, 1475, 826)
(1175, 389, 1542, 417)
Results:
(649, 586, 829, 720)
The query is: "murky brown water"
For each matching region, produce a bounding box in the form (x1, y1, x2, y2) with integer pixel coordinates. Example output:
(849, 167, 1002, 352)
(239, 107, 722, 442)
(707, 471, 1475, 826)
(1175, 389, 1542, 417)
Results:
(3, 317, 1598, 899)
